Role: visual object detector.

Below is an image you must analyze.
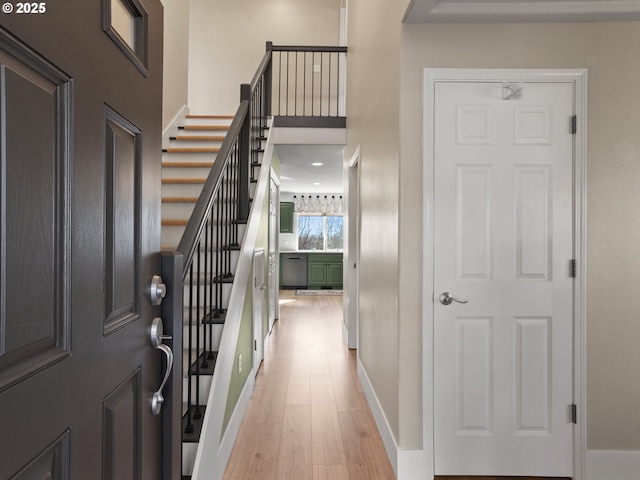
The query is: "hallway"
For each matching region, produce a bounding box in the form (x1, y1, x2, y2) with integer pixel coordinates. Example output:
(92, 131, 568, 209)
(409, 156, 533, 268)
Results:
(223, 290, 396, 480)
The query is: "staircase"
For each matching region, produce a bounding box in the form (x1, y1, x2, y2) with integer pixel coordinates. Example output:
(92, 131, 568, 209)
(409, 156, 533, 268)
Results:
(162, 113, 262, 478)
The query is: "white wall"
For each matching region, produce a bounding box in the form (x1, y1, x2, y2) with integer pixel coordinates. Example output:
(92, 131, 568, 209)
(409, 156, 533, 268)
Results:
(161, 0, 190, 129)
(188, 0, 341, 115)
(346, 0, 419, 449)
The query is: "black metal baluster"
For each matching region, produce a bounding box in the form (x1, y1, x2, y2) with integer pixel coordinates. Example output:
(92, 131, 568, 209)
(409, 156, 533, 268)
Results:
(219, 182, 224, 315)
(193, 239, 202, 420)
(201, 220, 209, 369)
(303, 52, 307, 116)
(336, 51, 340, 117)
(208, 206, 215, 359)
(320, 52, 324, 117)
(328, 51, 332, 116)
(286, 51, 290, 116)
(312, 51, 315, 116)
(184, 262, 194, 434)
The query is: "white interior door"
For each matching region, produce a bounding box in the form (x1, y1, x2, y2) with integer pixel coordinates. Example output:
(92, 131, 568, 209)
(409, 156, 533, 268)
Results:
(433, 80, 575, 476)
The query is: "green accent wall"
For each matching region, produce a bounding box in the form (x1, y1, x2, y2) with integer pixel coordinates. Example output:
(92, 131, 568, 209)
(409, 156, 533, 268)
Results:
(222, 273, 253, 435)
(221, 155, 274, 436)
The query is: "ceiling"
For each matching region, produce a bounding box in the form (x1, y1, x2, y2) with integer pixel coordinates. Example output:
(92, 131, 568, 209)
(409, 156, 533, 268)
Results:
(404, 0, 640, 23)
(275, 144, 344, 194)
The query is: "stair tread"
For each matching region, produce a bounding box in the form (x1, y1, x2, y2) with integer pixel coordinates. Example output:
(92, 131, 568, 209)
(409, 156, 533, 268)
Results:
(162, 162, 214, 169)
(179, 125, 230, 131)
(186, 114, 234, 119)
(163, 147, 221, 153)
(162, 219, 189, 227)
(202, 309, 227, 324)
(188, 351, 218, 376)
(182, 405, 206, 443)
(162, 196, 199, 203)
(171, 135, 226, 141)
(162, 178, 206, 184)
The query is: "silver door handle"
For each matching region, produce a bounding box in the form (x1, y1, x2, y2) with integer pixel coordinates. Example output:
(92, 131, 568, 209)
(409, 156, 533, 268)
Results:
(150, 317, 173, 416)
(439, 292, 468, 305)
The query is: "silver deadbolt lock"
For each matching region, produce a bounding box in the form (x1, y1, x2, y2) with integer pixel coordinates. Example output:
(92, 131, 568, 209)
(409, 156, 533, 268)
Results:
(150, 275, 167, 306)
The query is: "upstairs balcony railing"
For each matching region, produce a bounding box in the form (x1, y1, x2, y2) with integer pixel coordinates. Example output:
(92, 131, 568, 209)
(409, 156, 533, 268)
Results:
(269, 43, 347, 128)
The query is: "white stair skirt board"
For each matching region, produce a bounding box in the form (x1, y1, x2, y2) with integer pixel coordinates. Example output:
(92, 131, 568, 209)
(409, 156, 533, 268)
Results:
(587, 450, 640, 480)
(214, 373, 256, 476)
(162, 104, 189, 148)
(357, 358, 427, 479)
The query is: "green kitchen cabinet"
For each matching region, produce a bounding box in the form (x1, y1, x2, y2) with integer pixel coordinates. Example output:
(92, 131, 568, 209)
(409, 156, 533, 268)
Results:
(307, 253, 343, 289)
(280, 202, 294, 233)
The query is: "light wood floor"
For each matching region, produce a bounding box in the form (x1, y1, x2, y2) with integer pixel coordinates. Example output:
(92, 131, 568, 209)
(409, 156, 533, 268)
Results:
(222, 290, 396, 480)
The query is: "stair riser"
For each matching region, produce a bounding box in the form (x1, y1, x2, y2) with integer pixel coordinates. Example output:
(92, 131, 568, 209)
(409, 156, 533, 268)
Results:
(183, 283, 232, 309)
(161, 226, 185, 247)
(178, 128, 230, 136)
(162, 167, 214, 180)
(181, 250, 240, 277)
(161, 183, 205, 197)
(182, 374, 213, 406)
(184, 117, 233, 126)
(162, 151, 219, 162)
(169, 139, 224, 148)
(183, 444, 197, 476)
(182, 326, 222, 362)
(161, 202, 196, 221)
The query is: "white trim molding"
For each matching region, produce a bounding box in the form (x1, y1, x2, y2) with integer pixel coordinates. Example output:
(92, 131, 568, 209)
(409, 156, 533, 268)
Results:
(422, 68, 588, 480)
(587, 450, 640, 480)
(357, 358, 428, 479)
(162, 104, 189, 148)
(404, 0, 640, 23)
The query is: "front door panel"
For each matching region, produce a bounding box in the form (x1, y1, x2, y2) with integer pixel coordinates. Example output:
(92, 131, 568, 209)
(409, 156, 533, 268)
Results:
(0, 1, 163, 477)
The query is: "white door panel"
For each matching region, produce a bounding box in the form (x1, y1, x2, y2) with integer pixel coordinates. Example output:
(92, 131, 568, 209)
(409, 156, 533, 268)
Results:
(434, 81, 574, 476)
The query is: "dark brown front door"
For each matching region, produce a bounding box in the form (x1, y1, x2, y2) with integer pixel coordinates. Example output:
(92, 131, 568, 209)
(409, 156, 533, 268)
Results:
(0, 0, 164, 478)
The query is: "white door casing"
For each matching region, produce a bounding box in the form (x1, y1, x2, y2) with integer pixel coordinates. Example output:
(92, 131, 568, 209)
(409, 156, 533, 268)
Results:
(423, 69, 588, 480)
(253, 249, 265, 375)
(269, 173, 279, 331)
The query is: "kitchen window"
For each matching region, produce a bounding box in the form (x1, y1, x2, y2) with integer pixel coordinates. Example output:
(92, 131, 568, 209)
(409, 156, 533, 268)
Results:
(297, 214, 343, 251)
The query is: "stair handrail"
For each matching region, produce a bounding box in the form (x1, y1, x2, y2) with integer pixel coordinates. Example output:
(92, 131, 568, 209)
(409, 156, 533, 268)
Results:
(176, 100, 249, 276)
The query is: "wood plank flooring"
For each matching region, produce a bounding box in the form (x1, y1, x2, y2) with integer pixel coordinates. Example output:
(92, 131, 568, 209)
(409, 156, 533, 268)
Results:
(223, 291, 396, 480)
(222, 291, 569, 480)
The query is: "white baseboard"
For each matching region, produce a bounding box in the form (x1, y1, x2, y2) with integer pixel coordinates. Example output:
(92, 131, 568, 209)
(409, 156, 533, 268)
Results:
(357, 358, 427, 479)
(586, 450, 640, 480)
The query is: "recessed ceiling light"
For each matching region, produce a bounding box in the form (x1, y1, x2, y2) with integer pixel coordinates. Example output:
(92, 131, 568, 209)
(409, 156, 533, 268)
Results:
(313, 182, 321, 186)
(311, 162, 323, 166)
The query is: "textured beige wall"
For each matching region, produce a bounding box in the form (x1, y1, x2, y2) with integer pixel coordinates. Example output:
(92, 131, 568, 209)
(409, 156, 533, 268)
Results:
(347, 0, 421, 447)
(402, 22, 640, 451)
(162, 0, 190, 129)
(188, 0, 341, 114)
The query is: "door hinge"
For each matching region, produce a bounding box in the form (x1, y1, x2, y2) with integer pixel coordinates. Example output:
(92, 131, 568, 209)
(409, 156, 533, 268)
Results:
(571, 404, 577, 424)
(254, 340, 257, 350)
(570, 259, 577, 278)
(571, 115, 577, 134)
